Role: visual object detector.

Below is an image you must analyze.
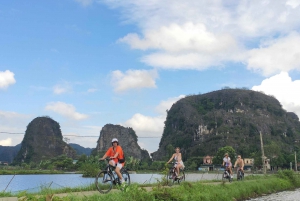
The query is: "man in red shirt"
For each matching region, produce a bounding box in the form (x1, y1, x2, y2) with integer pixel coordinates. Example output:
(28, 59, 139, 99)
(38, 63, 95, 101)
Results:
(99, 138, 125, 183)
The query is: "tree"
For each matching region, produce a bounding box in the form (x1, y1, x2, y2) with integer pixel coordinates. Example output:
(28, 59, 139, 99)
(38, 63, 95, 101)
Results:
(213, 146, 236, 165)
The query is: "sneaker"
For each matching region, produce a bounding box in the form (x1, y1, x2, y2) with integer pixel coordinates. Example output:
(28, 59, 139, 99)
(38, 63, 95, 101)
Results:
(120, 179, 126, 189)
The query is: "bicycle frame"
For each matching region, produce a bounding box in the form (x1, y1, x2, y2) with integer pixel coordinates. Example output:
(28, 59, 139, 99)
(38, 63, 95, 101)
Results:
(103, 159, 120, 184)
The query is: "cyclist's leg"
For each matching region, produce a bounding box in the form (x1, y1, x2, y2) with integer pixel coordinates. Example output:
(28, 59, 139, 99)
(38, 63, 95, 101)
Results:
(115, 163, 124, 182)
(229, 166, 233, 177)
(176, 164, 183, 177)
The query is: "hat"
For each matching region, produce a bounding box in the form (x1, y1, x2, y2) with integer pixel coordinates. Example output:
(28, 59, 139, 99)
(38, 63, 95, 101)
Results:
(224, 153, 228, 156)
(111, 138, 118, 143)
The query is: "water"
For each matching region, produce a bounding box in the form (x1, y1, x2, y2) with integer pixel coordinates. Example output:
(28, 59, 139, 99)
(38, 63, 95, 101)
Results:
(0, 172, 240, 193)
(0, 173, 163, 193)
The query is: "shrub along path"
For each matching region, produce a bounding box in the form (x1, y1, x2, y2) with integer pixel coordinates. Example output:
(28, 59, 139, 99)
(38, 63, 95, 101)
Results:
(3, 171, 300, 201)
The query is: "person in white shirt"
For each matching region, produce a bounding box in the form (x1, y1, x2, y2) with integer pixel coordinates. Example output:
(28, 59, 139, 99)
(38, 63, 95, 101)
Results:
(222, 153, 233, 178)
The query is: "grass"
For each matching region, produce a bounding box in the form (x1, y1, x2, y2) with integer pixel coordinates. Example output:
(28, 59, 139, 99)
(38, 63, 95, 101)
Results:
(2, 170, 300, 200)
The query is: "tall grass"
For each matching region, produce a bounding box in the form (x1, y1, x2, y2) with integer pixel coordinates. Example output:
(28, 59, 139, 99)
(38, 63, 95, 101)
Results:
(4, 170, 300, 201)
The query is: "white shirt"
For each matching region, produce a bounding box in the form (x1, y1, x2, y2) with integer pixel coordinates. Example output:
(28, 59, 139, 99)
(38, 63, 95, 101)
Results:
(223, 157, 231, 166)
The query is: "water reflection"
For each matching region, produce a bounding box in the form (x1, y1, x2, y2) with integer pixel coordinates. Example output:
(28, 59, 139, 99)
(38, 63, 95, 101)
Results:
(0, 173, 163, 193)
(0, 172, 235, 193)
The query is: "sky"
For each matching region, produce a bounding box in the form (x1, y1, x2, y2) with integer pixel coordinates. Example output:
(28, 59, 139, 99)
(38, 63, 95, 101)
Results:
(1, 0, 300, 154)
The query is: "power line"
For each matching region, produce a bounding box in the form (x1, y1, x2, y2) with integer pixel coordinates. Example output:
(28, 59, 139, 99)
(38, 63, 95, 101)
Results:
(0, 132, 24, 134)
(1, 131, 161, 138)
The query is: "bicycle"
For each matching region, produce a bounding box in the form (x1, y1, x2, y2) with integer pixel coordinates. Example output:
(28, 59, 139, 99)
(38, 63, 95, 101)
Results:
(222, 166, 233, 183)
(167, 162, 185, 185)
(236, 168, 244, 181)
(95, 158, 130, 194)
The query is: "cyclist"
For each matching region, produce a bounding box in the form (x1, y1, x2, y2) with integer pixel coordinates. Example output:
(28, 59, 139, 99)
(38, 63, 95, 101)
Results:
(99, 138, 125, 184)
(234, 155, 244, 176)
(167, 147, 185, 178)
(222, 153, 233, 178)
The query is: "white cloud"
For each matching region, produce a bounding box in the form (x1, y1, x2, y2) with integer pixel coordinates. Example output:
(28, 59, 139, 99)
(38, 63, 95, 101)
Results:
(101, 0, 300, 73)
(252, 72, 300, 118)
(111, 69, 158, 92)
(120, 22, 243, 69)
(123, 113, 165, 136)
(45, 102, 88, 120)
(0, 70, 16, 89)
(87, 88, 97, 93)
(61, 125, 103, 148)
(247, 32, 300, 76)
(53, 83, 72, 94)
(0, 138, 12, 146)
(122, 95, 184, 152)
(0, 110, 31, 146)
(155, 95, 186, 114)
(286, 0, 300, 9)
(74, 0, 93, 6)
(122, 95, 185, 137)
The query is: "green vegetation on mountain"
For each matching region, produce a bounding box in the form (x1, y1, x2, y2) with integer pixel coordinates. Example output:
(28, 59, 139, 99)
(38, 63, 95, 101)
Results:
(152, 89, 300, 166)
(13, 116, 76, 164)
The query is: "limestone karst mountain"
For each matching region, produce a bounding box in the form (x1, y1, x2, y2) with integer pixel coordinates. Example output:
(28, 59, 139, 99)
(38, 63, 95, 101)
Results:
(13, 116, 76, 164)
(152, 89, 300, 161)
(94, 124, 150, 161)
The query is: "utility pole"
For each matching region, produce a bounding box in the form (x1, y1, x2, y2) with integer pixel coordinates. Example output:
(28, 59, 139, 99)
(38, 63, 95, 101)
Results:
(295, 151, 297, 171)
(260, 131, 266, 174)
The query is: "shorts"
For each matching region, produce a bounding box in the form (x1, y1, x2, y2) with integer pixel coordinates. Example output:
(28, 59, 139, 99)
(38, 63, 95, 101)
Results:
(111, 160, 124, 169)
(175, 161, 185, 169)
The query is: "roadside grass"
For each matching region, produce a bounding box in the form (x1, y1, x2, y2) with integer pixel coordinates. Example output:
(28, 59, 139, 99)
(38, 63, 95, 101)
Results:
(2, 170, 300, 200)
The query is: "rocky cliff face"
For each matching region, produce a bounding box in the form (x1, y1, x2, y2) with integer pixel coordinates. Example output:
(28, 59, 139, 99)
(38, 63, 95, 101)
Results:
(95, 124, 150, 160)
(13, 116, 76, 164)
(152, 89, 300, 160)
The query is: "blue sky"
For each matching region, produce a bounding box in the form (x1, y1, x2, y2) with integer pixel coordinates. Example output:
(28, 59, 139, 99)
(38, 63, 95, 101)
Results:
(1, 0, 300, 153)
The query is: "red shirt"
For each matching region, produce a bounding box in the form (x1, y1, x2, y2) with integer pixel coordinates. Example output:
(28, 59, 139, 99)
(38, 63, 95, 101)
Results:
(105, 145, 124, 164)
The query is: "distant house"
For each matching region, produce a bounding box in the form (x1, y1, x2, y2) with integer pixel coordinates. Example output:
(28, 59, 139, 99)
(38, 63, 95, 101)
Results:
(244, 158, 254, 170)
(199, 155, 214, 171)
(264, 158, 271, 170)
(203, 155, 213, 164)
(0, 161, 9, 166)
(244, 158, 254, 166)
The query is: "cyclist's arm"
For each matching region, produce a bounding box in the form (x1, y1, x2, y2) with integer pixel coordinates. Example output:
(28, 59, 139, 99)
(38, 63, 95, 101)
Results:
(112, 152, 119, 159)
(99, 154, 108, 161)
(241, 159, 244, 169)
(167, 154, 175, 163)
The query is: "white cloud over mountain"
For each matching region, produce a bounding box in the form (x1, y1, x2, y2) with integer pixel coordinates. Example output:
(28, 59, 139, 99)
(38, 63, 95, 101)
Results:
(252, 72, 300, 118)
(111, 69, 158, 92)
(247, 32, 300, 76)
(45, 102, 88, 120)
(122, 94, 185, 152)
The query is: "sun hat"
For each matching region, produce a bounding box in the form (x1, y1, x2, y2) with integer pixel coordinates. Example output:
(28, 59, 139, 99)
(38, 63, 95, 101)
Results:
(112, 138, 118, 143)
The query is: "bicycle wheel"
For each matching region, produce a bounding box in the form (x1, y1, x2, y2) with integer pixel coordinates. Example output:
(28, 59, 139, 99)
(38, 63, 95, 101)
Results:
(177, 170, 185, 184)
(237, 171, 240, 180)
(121, 169, 131, 186)
(95, 170, 113, 194)
(240, 171, 244, 180)
(222, 172, 226, 181)
(166, 169, 173, 185)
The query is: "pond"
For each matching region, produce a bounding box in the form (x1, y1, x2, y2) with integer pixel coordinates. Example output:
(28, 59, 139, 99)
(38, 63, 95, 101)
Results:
(0, 172, 227, 193)
(0, 173, 160, 193)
